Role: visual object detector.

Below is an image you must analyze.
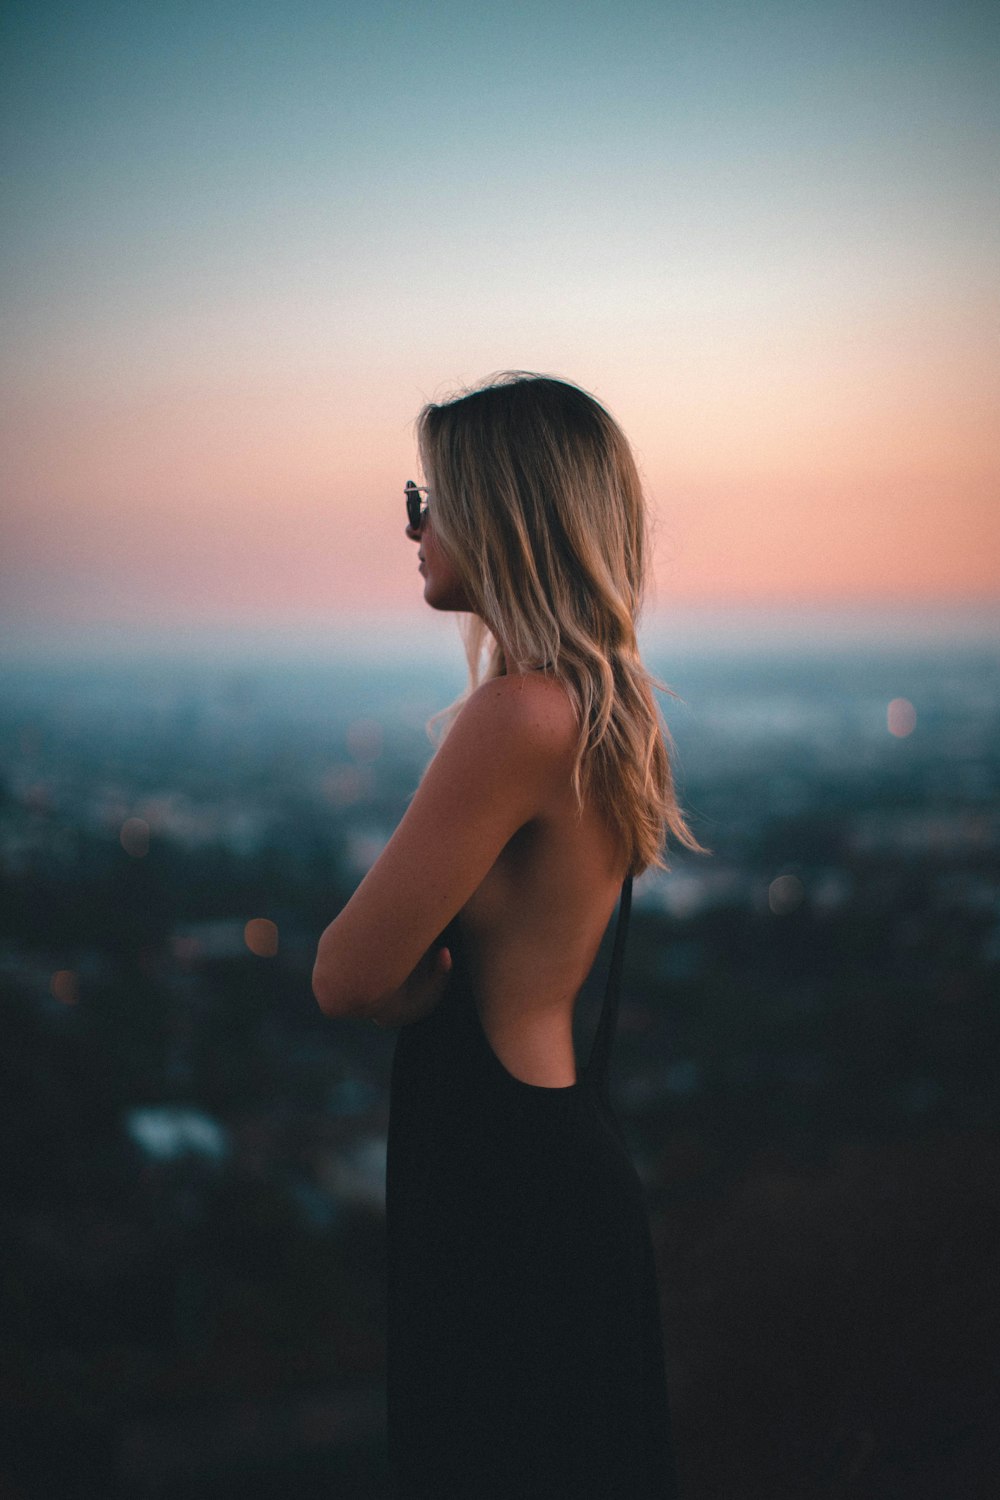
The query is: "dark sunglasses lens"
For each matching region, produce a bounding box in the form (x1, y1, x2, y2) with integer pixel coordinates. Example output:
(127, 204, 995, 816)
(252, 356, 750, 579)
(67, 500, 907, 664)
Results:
(405, 485, 426, 528)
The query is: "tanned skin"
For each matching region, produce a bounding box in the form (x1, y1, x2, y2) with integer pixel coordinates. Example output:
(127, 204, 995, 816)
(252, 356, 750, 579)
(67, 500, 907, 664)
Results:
(312, 505, 625, 1088)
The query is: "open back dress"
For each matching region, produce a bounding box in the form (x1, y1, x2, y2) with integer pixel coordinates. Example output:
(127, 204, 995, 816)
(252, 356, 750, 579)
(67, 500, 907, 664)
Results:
(385, 877, 678, 1498)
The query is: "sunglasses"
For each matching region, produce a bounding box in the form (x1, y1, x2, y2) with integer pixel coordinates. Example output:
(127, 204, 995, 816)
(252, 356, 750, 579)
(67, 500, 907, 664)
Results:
(404, 480, 430, 530)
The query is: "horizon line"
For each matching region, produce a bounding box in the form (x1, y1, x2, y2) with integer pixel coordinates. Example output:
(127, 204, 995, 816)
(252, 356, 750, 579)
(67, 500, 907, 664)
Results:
(1, 600, 997, 674)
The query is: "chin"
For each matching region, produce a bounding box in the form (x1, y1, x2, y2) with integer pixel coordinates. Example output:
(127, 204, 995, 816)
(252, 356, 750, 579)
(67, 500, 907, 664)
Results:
(424, 583, 471, 613)
(425, 592, 460, 612)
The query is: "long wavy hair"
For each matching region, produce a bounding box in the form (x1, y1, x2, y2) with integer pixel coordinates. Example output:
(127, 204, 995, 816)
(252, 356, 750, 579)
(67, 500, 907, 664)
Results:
(416, 371, 709, 875)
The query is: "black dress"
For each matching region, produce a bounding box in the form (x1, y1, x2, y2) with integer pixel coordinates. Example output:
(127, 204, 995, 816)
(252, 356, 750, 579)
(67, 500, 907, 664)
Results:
(385, 877, 677, 1498)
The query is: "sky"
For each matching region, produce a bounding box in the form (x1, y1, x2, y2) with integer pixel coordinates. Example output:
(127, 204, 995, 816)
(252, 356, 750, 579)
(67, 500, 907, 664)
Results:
(2, 0, 998, 663)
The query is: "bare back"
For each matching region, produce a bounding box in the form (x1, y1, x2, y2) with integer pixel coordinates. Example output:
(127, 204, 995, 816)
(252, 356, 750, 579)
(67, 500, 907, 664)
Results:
(456, 677, 628, 1088)
(313, 669, 630, 1049)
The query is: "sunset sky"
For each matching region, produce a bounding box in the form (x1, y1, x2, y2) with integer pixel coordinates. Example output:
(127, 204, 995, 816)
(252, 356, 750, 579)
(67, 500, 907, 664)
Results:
(2, 0, 998, 662)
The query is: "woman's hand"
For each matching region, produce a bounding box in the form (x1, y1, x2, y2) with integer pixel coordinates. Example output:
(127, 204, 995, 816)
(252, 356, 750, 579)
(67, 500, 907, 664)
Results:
(369, 943, 453, 1030)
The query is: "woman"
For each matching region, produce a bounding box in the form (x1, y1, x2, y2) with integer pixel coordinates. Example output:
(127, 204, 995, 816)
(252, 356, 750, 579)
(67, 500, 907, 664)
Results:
(312, 372, 706, 1497)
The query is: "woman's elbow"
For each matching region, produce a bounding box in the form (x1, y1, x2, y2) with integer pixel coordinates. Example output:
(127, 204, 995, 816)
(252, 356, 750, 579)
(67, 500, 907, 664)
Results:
(311, 954, 375, 1019)
(312, 960, 356, 1018)
(312, 965, 337, 1017)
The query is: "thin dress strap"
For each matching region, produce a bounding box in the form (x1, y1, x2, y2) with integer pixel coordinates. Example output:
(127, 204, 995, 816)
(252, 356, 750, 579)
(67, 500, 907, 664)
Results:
(582, 875, 633, 1097)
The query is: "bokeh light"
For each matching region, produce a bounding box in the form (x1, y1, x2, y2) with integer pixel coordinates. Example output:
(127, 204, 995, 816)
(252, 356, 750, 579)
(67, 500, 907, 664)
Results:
(887, 698, 917, 737)
(50, 969, 79, 1005)
(120, 816, 150, 857)
(245, 917, 279, 957)
(322, 765, 374, 806)
(768, 874, 805, 915)
(172, 935, 202, 967)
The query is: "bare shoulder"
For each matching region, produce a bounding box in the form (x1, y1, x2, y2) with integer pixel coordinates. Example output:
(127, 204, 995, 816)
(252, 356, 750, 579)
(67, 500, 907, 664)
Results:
(455, 673, 579, 763)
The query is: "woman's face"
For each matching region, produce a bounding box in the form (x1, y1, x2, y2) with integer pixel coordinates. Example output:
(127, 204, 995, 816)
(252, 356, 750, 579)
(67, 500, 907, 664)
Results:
(406, 495, 474, 613)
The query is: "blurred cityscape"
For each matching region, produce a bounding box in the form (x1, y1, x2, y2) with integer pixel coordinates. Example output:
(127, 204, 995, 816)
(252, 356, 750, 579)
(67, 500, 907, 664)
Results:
(1, 640, 998, 1498)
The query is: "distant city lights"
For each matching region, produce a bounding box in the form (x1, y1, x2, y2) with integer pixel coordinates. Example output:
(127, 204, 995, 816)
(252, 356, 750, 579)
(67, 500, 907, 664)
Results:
(768, 874, 805, 915)
(245, 917, 279, 957)
(887, 698, 917, 737)
(50, 969, 79, 1005)
(120, 816, 150, 857)
(125, 1106, 228, 1164)
(322, 764, 374, 806)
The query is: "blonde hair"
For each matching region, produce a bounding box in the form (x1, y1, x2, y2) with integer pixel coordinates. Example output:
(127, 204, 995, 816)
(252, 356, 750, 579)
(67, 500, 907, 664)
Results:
(416, 371, 709, 875)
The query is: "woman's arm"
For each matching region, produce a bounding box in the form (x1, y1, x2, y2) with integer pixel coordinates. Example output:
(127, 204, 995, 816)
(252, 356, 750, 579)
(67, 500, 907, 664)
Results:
(365, 941, 453, 1031)
(311, 675, 576, 1026)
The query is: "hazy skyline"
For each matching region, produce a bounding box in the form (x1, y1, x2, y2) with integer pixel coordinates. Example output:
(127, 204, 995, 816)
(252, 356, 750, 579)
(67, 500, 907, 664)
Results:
(3, 0, 998, 661)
